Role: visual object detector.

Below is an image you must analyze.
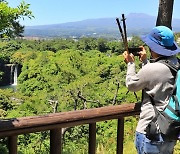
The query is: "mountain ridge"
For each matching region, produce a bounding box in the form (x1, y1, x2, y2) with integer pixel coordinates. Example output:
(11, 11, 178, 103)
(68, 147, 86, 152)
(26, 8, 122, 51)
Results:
(24, 13, 180, 39)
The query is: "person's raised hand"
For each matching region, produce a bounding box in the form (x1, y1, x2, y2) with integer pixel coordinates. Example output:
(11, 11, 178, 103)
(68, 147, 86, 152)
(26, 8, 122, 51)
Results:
(123, 51, 135, 63)
(138, 46, 147, 62)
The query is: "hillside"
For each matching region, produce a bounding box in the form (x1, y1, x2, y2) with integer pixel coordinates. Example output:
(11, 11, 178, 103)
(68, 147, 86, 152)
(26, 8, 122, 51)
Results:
(24, 13, 180, 39)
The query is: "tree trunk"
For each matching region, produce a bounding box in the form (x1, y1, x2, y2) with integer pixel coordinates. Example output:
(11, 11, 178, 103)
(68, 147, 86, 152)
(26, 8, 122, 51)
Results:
(156, 0, 174, 29)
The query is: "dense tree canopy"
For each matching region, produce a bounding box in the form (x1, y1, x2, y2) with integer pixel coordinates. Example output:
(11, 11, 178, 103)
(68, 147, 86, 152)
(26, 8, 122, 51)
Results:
(0, 37, 143, 153)
(0, 35, 179, 153)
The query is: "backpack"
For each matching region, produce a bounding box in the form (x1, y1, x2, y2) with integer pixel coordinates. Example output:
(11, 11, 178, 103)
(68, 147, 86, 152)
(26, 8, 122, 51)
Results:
(146, 58, 180, 141)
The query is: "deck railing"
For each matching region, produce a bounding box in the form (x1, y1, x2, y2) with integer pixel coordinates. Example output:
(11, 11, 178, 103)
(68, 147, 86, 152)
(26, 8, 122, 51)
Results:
(0, 103, 141, 154)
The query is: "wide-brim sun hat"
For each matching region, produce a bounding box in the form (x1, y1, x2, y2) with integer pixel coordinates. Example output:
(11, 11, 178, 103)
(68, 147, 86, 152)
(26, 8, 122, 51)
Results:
(141, 26, 180, 56)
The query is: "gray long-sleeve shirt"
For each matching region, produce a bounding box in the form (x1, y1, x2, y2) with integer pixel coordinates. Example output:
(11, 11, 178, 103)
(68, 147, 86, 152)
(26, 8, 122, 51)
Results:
(126, 57, 179, 134)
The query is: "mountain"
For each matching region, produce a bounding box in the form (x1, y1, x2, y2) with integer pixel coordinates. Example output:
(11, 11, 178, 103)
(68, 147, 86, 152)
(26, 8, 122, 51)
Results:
(24, 13, 180, 39)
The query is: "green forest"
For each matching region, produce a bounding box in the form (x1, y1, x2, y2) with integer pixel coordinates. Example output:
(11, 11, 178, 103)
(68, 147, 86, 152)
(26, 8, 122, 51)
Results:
(1, 0, 180, 153)
(0, 35, 180, 154)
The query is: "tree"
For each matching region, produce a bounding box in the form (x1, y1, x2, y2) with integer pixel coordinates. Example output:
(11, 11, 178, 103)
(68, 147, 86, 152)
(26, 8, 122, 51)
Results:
(156, 0, 174, 29)
(0, 0, 34, 38)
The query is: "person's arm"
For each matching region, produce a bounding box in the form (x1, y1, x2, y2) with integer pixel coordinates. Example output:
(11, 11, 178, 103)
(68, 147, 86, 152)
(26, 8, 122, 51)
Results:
(123, 46, 148, 92)
(126, 63, 147, 92)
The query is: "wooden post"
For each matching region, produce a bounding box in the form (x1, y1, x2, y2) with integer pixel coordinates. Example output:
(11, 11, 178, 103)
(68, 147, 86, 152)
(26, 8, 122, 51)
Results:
(89, 123, 96, 154)
(8, 136, 17, 154)
(50, 129, 62, 154)
(117, 118, 124, 154)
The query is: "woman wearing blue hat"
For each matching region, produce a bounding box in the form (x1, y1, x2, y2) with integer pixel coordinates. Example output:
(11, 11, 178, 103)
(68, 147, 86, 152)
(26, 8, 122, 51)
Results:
(123, 26, 180, 154)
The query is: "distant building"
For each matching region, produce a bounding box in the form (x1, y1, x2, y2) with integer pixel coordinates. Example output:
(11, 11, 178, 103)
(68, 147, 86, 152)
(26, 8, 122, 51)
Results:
(18, 36, 42, 40)
(127, 37, 132, 41)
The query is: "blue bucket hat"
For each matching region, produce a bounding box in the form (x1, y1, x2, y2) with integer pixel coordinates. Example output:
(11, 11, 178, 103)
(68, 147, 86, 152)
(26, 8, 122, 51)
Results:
(141, 26, 180, 56)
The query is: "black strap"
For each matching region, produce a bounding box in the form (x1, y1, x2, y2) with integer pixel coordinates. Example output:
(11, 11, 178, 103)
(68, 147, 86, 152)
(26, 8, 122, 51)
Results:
(126, 90, 139, 102)
(161, 62, 178, 76)
(149, 94, 155, 106)
(144, 57, 180, 116)
(150, 88, 180, 117)
(166, 105, 179, 117)
(150, 91, 180, 116)
(155, 57, 180, 114)
(173, 95, 179, 111)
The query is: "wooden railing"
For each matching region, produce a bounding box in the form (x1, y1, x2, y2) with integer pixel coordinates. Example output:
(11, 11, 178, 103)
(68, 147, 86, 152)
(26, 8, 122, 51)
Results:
(0, 103, 141, 154)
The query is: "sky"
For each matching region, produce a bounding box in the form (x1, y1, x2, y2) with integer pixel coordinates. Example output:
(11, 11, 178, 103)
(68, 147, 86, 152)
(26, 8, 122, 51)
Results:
(7, 0, 180, 26)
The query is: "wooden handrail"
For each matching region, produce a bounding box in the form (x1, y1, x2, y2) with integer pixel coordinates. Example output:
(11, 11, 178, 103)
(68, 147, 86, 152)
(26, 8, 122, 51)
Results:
(0, 103, 141, 137)
(1, 103, 141, 153)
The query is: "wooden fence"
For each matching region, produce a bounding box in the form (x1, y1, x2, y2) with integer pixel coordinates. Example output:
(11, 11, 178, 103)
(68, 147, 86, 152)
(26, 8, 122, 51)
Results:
(0, 103, 141, 154)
